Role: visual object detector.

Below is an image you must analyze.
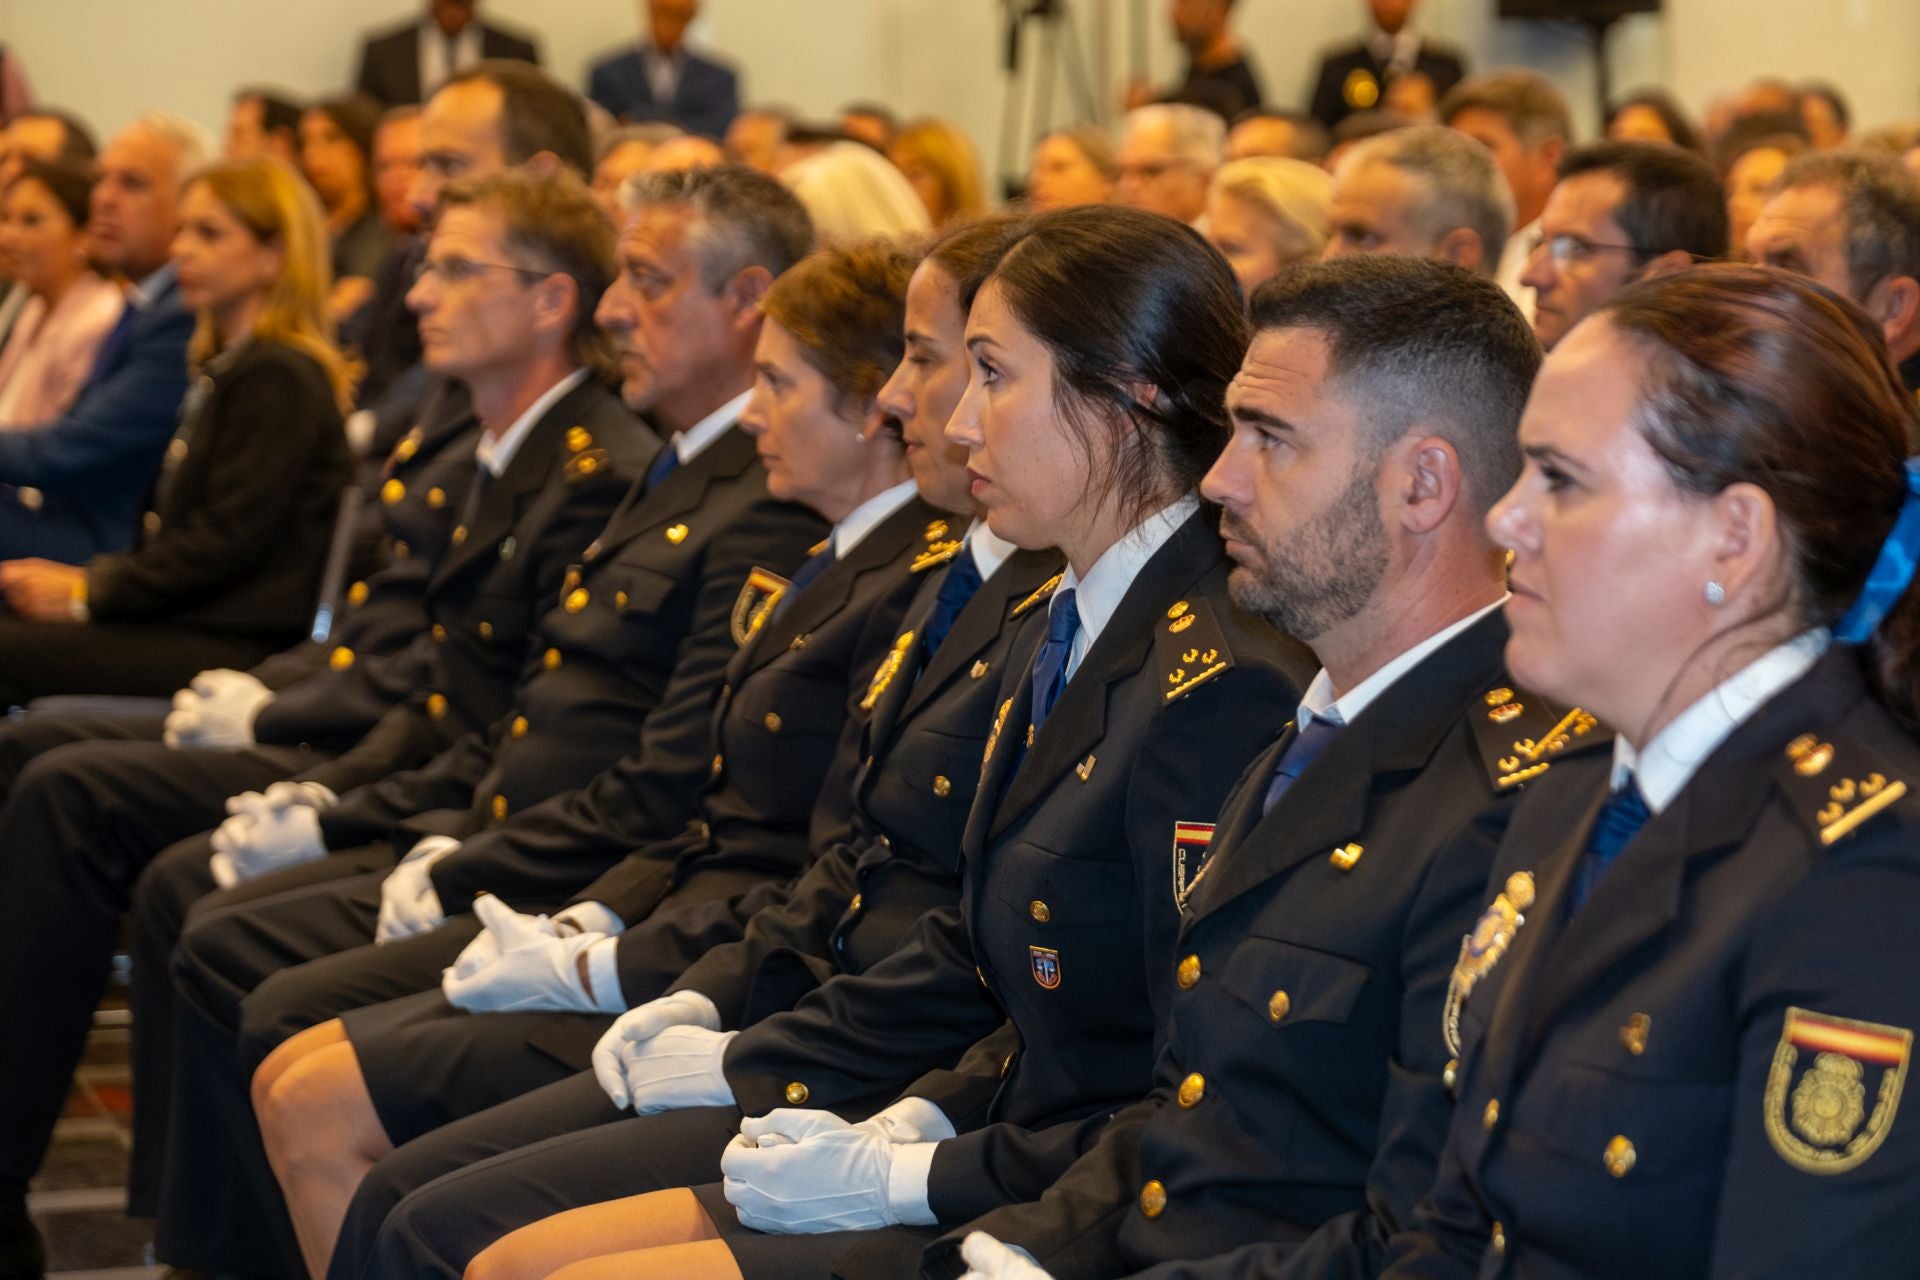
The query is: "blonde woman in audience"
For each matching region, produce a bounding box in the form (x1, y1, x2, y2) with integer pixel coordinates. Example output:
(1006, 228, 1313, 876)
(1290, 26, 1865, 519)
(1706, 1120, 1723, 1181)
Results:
(1202, 155, 1333, 296)
(1026, 125, 1117, 209)
(0, 159, 121, 429)
(888, 116, 986, 225)
(782, 140, 931, 242)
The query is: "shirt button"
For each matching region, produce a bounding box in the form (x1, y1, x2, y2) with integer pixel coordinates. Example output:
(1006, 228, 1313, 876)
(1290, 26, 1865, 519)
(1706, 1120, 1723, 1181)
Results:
(932, 775, 952, 797)
(763, 712, 782, 732)
(1483, 1099, 1500, 1131)
(1029, 899, 1051, 923)
(1268, 991, 1290, 1023)
(1139, 1180, 1167, 1218)
(1176, 955, 1201, 989)
(1176, 1073, 1205, 1108)
(1604, 1135, 1637, 1178)
(784, 1082, 809, 1105)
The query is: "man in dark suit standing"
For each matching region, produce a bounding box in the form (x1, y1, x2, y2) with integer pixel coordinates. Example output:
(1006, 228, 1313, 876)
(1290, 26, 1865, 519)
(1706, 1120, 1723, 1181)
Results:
(588, 0, 740, 139)
(1308, 0, 1466, 131)
(355, 0, 541, 108)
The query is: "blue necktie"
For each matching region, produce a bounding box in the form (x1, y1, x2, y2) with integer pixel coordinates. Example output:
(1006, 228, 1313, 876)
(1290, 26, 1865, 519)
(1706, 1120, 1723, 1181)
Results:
(1568, 779, 1651, 913)
(644, 445, 680, 492)
(1262, 716, 1344, 814)
(1026, 588, 1080, 739)
(772, 543, 836, 619)
(921, 545, 983, 656)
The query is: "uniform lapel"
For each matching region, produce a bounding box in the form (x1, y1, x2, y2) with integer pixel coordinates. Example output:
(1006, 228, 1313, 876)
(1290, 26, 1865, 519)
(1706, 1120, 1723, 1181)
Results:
(593, 424, 756, 557)
(897, 550, 1061, 731)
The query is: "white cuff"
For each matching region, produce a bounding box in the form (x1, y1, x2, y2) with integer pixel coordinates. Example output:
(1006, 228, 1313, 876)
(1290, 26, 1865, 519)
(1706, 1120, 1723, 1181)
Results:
(880, 1096, 958, 1143)
(586, 935, 626, 1013)
(885, 1139, 942, 1226)
(560, 900, 625, 937)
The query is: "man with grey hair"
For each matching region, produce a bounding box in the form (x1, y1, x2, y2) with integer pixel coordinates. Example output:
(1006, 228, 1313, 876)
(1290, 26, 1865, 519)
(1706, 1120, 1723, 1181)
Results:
(1326, 124, 1514, 278)
(1118, 102, 1225, 224)
(0, 112, 209, 563)
(1442, 69, 1573, 316)
(1747, 149, 1920, 387)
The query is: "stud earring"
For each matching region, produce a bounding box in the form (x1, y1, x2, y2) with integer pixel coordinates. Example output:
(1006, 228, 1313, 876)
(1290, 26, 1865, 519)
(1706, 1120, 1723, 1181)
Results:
(1704, 581, 1726, 606)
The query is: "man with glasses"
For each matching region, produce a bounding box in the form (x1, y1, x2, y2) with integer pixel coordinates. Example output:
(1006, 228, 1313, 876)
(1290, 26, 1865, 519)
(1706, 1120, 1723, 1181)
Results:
(1522, 140, 1726, 351)
(1116, 103, 1224, 225)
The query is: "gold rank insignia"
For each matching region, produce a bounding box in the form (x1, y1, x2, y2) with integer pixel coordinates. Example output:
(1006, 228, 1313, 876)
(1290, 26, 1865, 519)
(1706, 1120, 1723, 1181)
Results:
(911, 519, 963, 574)
(566, 448, 608, 482)
(1766, 1007, 1911, 1174)
(1468, 685, 1602, 790)
(566, 426, 592, 453)
(1343, 67, 1381, 110)
(1779, 733, 1910, 846)
(860, 630, 917, 710)
(730, 567, 791, 646)
(1011, 573, 1063, 618)
(1154, 599, 1235, 704)
(1442, 871, 1536, 1057)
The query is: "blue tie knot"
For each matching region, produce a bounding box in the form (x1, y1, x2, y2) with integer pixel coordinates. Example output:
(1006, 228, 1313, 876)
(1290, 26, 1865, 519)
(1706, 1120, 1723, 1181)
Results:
(1262, 714, 1344, 813)
(1027, 587, 1081, 736)
(1570, 778, 1651, 911)
(923, 545, 983, 655)
(644, 446, 681, 492)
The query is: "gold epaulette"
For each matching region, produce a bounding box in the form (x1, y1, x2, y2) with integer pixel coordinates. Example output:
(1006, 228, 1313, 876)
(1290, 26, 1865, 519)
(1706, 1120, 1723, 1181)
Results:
(1468, 685, 1603, 791)
(1156, 598, 1235, 704)
(911, 519, 964, 574)
(1778, 732, 1911, 847)
(1011, 572, 1063, 619)
(730, 567, 791, 646)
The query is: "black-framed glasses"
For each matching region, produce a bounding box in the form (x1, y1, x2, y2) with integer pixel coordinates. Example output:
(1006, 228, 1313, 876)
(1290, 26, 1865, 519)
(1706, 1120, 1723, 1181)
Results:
(1527, 232, 1651, 268)
(411, 256, 551, 288)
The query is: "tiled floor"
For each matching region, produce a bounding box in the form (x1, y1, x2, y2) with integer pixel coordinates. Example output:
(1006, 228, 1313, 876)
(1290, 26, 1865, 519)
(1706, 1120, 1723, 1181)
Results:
(34, 1001, 164, 1279)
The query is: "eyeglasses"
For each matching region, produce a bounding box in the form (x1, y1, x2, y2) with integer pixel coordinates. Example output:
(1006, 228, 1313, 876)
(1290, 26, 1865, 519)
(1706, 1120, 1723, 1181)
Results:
(411, 257, 551, 288)
(1527, 232, 1651, 268)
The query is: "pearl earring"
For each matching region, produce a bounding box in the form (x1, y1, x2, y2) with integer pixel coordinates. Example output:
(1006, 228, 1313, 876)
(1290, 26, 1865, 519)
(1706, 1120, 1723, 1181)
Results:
(1704, 581, 1726, 606)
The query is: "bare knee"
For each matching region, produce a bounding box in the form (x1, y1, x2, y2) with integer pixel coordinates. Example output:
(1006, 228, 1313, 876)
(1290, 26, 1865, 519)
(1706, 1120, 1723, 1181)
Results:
(253, 1017, 348, 1116)
(258, 1041, 387, 1169)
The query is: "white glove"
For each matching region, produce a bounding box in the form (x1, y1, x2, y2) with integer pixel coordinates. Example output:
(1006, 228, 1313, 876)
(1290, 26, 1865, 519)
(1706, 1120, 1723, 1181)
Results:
(373, 835, 460, 943)
(445, 899, 622, 981)
(721, 1101, 952, 1233)
(959, 1233, 1052, 1280)
(587, 990, 721, 1113)
(440, 894, 620, 1014)
(163, 669, 274, 748)
(206, 780, 336, 886)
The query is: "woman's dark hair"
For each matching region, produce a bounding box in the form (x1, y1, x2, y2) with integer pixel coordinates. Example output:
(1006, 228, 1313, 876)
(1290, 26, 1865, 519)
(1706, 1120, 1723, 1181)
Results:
(926, 211, 1026, 310)
(762, 238, 920, 416)
(972, 204, 1250, 522)
(1604, 264, 1920, 723)
(307, 94, 381, 197)
(1605, 89, 1702, 154)
(5, 157, 95, 228)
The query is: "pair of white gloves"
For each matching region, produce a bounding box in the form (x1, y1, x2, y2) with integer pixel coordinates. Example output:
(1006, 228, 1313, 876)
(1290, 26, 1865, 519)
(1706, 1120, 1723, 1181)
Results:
(164, 668, 274, 749)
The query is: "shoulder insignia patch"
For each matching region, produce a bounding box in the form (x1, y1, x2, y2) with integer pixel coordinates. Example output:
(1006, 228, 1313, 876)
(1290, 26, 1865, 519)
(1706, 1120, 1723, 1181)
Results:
(1011, 573, 1063, 619)
(730, 567, 790, 646)
(1778, 733, 1910, 847)
(1156, 598, 1235, 704)
(1766, 1007, 1910, 1174)
(1468, 685, 1601, 791)
(565, 448, 609, 483)
(860, 630, 917, 711)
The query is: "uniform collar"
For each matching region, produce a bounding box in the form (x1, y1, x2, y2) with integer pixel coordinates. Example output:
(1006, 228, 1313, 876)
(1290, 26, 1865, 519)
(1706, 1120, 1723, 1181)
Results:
(1297, 594, 1509, 730)
(830, 478, 920, 558)
(965, 518, 1019, 583)
(1055, 493, 1199, 675)
(667, 388, 750, 467)
(474, 367, 588, 478)
(1611, 627, 1831, 813)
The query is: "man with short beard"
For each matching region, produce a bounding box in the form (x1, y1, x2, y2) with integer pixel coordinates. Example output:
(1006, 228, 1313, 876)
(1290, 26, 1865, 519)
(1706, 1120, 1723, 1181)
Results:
(936, 256, 1608, 1280)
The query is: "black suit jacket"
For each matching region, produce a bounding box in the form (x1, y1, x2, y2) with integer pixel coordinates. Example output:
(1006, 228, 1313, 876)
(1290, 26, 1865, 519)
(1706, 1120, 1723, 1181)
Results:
(354, 20, 542, 107)
(305, 377, 650, 800)
(587, 45, 740, 138)
(323, 425, 826, 878)
(1386, 646, 1920, 1280)
(1308, 39, 1467, 129)
(719, 511, 1314, 1160)
(87, 341, 349, 640)
(248, 380, 480, 752)
(927, 612, 1606, 1280)
(665, 547, 1066, 1029)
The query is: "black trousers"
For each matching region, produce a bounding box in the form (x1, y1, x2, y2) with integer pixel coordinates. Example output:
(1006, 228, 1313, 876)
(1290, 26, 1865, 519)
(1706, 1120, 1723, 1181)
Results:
(0, 718, 311, 1203)
(0, 617, 293, 707)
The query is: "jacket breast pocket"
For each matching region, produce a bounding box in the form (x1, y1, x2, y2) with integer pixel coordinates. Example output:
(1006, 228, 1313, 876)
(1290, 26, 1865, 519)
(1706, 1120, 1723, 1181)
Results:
(466, 589, 534, 650)
(603, 563, 677, 618)
(1514, 1057, 1732, 1183)
(990, 844, 1135, 928)
(1217, 935, 1372, 1028)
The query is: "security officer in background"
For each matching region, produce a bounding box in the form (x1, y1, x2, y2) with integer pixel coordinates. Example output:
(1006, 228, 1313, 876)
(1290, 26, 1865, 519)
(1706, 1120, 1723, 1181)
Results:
(1309, 0, 1466, 131)
(939, 257, 1595, 1280)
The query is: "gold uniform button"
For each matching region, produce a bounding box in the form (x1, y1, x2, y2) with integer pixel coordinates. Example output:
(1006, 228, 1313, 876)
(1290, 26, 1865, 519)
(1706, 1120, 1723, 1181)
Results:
(784, 1082, 809, 1105)
(849, 894, 863, 912)
(451, 525, 468, 545)
(1443, 1058, 1459, 1091)
(565, 588, 589, 613)
(563, 568, 582, 591)
(510, 716, 529, 739)
(763, 712, 782, 732)
(543, 648, 562, 670)
(1139, 1180, 1167, 1218)
(1621, 1012, 1651, 1056)
(933, 775, 952, 798)
(426, 486, 446, 509)
(492, 794, 509, 820)
(711, 754, 724, 777)
(427, 693, 448, 719)
(1267, 990, 1291, 1023)
(1604, 1135, 1637, 1178)
(1029, 900, 1051, 923)
(1176, 955, 1201, 989)
(1491, 1222, 1506, 1255)
(393, 539, 410, 559)
(381, 478, 405, 505)
(478, 621, 493, 639)
(615, 591, 629, 611)
(1483, 1099, 1500, 1131)
(432, 624, 447, 642)
(329, 646, 355, 670)
(698, 821, 712, 839)
(347, 580, 369, 607)
(1176, 1073, 1205, 1108)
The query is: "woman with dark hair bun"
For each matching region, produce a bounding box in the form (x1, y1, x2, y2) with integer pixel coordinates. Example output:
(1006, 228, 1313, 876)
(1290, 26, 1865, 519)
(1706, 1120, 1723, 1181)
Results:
(427, 205, 1314, 1280)
(1382, 265, 1920, 1278)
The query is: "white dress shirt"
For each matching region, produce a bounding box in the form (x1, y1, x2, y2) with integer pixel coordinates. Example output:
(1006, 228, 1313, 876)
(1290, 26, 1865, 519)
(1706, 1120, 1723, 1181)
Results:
(1295, 596, 1509, 734)
(474, 368, 589, 478)
(665, 389, 751, 469)
(1054, 493, 1200, 682)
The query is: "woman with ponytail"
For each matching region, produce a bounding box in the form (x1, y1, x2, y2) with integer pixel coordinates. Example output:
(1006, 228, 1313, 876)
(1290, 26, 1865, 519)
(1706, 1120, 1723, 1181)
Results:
(1382, 265, 1920, 1279)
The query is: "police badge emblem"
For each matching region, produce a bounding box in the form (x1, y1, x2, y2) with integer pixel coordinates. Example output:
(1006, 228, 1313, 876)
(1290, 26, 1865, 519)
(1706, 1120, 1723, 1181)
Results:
(729, 567, 790, 646)
(1765, 1007, 1910, 1174)
(1442, 871, 1535, 1056)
